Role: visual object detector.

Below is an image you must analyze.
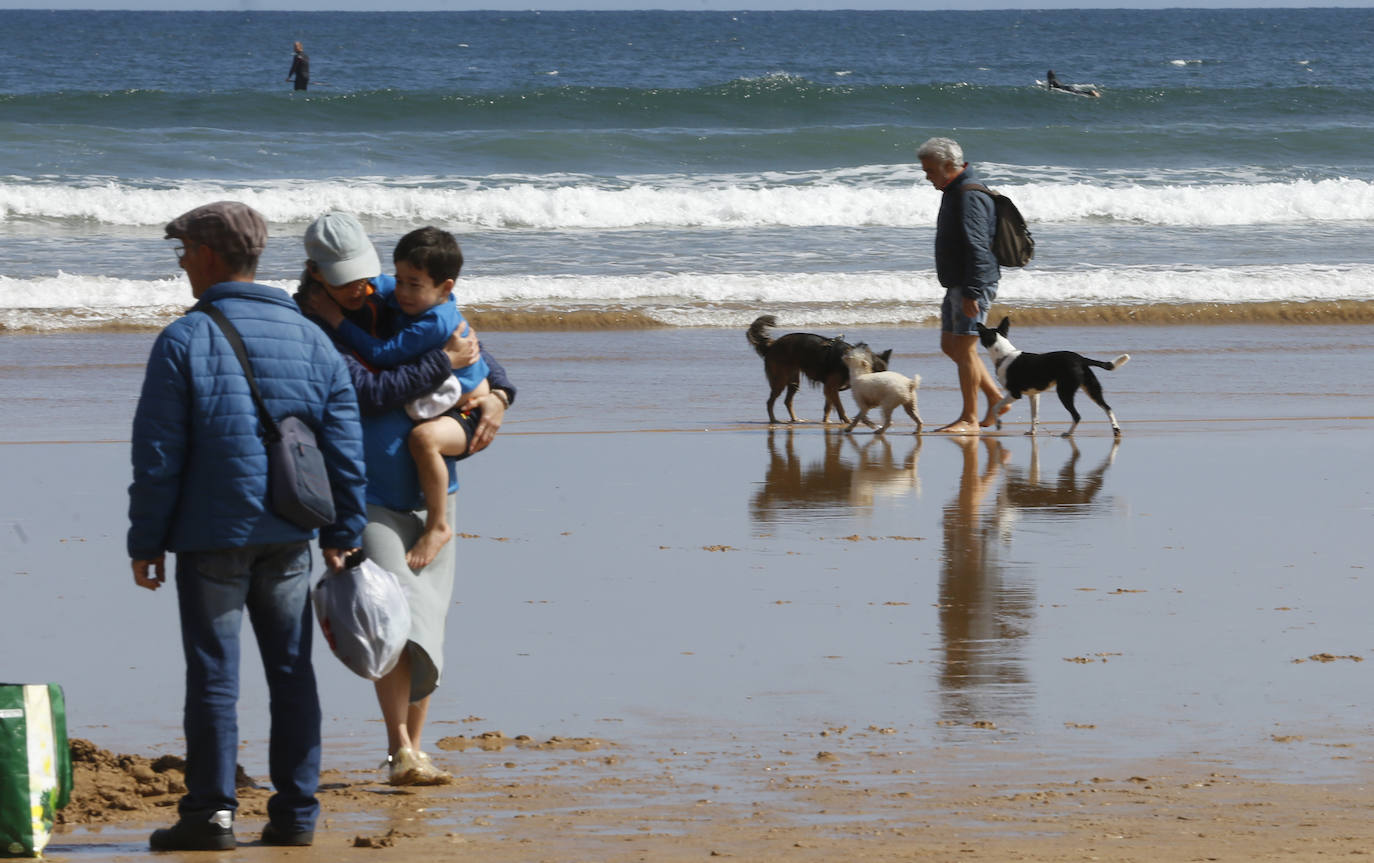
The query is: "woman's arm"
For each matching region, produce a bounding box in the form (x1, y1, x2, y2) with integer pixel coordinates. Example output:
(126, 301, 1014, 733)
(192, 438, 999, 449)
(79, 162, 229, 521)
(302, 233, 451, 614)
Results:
(456, 343, 517, 454)
(343, 349, 452, 416)
(298, 282, 453, 415)
(481, 345, 517, 406)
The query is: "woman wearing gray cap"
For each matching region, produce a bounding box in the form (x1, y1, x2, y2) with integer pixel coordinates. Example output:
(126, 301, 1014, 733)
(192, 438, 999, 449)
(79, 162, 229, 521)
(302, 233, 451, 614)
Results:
(297, 212, 516, 786)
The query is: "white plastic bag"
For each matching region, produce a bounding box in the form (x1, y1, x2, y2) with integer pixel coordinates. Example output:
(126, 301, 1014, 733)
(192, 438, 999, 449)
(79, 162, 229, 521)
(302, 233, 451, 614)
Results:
(406, 375, 462, 421)
(312, 555, 411, 681)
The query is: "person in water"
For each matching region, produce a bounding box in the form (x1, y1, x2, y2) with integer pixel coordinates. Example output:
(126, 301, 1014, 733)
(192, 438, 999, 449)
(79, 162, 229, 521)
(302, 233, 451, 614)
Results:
(287, 42, 310, 91)
(1046, 69, 1100, 98)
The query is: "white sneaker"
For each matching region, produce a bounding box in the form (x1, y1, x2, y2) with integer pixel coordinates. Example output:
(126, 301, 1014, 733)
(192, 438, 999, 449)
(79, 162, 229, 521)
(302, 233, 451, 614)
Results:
(386, 747, 452, 786)
(413, 750, 453, 785)
(386, 746, 422, 785)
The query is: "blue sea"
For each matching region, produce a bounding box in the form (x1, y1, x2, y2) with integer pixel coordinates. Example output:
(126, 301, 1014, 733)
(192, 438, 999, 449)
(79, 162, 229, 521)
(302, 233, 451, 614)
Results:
(3, 7, 1374, 331)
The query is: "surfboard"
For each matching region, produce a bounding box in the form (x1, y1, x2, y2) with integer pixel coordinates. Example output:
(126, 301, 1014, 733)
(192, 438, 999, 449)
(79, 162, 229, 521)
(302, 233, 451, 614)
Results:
(1039, 79, 1101, 98)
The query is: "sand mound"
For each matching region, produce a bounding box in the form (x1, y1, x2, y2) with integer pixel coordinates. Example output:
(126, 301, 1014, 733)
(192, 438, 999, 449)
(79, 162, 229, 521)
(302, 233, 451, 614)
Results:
(59, 738, 263, 825)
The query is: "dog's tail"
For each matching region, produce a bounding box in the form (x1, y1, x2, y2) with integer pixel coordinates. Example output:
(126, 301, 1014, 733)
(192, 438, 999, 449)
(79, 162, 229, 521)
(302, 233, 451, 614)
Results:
(746, 315, 777, 359)
(1089, 354, 1131, 371)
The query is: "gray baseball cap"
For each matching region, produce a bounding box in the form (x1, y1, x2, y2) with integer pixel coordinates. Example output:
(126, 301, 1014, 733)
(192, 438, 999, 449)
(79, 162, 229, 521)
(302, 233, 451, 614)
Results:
(304, 212, 382, 286)
(164, 201, 268, 261)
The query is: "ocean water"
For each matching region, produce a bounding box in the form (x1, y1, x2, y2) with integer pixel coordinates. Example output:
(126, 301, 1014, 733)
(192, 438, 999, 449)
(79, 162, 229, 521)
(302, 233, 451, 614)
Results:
(3, 8, 1374, 331)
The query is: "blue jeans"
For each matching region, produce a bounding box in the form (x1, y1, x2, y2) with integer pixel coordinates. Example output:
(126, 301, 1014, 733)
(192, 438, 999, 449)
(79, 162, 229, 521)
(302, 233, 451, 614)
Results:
(174, 542, 319, 831)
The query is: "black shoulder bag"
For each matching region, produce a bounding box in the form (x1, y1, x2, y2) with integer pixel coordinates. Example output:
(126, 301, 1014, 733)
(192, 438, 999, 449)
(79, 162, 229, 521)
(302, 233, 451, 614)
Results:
(199, 304, 336, 530)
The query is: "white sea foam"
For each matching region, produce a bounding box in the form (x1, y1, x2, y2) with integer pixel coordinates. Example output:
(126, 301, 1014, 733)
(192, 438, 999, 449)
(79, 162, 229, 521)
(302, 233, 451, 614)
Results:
(4, 175, 1372, 231)
(4, 265, 1371, 331)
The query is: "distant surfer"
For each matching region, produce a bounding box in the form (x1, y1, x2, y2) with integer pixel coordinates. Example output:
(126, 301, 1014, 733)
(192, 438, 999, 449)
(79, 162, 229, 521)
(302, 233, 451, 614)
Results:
(287, 41, 310, 91)
(1046, 69, 1100, 98)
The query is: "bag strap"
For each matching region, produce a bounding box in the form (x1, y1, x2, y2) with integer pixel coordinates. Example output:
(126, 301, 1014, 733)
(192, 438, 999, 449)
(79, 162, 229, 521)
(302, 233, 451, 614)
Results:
(960, 182, 995, 196)
(195, 303, 283, 443)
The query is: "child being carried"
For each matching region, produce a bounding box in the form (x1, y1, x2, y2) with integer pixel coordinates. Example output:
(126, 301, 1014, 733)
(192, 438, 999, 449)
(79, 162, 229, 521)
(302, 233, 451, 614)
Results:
(330, 227, 489, 569)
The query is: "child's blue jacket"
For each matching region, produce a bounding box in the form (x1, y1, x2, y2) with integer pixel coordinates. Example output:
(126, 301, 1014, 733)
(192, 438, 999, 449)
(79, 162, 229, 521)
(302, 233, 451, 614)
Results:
(334, 274, 489, 393)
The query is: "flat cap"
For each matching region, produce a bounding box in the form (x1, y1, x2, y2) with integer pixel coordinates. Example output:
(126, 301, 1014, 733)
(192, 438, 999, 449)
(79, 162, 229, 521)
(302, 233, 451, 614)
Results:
(165, 201, 267, 261)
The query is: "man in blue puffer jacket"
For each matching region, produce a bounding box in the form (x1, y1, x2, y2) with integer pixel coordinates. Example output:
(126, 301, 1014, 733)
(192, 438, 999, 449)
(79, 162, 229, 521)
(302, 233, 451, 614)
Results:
(127, 202, 367, 851)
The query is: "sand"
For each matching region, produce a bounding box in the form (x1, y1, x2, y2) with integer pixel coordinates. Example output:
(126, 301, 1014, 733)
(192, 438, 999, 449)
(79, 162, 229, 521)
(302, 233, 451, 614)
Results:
(3, 324, 1372, 860)
(52, 736, 1374, 860)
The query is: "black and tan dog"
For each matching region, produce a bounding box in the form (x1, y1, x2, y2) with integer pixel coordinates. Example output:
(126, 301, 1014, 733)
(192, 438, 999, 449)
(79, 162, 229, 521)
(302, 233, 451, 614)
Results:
(746, 315, 891, 424)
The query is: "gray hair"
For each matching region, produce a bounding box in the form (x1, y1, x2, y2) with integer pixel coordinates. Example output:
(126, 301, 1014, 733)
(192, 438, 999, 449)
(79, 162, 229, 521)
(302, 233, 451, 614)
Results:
(916, 137, 963, 166)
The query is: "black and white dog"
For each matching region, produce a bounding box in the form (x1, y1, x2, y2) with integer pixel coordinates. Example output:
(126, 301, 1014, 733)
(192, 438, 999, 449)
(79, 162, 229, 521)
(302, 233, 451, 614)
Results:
(976, 317, 1130, 437)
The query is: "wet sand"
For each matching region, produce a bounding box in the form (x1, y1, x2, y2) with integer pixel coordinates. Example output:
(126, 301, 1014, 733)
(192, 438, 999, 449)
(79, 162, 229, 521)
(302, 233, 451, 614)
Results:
(3, 323, 1372, 859)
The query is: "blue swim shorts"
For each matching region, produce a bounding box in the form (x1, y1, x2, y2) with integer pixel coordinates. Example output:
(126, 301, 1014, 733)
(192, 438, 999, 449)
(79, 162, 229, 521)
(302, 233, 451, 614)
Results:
(941, 285, 997, 336)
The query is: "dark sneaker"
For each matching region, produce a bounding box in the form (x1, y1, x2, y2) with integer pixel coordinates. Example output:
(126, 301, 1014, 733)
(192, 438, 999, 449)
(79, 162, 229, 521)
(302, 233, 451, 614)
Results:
(261, 822, 314, 846)
(149, 810, 236, 851)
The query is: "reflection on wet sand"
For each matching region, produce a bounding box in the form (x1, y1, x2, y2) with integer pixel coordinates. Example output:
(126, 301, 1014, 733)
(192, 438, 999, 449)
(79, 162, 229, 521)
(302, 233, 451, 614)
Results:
(1000, 437, 1120, 523)
(937, 437, 1030, 724)
(750, 428, 921, 522)
(747, 429, 1124, 728)
(937, 437, 1122, 726)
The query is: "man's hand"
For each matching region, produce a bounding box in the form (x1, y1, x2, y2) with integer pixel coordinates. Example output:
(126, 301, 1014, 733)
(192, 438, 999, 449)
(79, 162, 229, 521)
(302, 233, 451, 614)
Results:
(305, 285, 345, 328)
(443, 322, 480, 369)
(962, 296, 980, 319)
(459, 390, 506, 454)
(132, 557, 166, 591)
(322, 547, 359, 572)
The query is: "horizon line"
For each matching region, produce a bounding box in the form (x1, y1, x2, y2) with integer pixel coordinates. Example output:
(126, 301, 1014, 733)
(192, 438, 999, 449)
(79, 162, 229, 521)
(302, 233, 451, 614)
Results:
(4, 2, 1374, 9)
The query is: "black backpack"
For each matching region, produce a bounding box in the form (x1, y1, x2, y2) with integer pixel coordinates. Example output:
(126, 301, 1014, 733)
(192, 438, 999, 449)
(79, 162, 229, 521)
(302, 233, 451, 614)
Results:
(961, 183, 1035, 268)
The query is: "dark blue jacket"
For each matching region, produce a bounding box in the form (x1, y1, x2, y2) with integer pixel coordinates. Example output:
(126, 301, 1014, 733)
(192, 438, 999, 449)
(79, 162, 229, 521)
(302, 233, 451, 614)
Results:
(295, 287, 517, 512)
(128, 282, 369, 559)
(934, 169, 1000, 300)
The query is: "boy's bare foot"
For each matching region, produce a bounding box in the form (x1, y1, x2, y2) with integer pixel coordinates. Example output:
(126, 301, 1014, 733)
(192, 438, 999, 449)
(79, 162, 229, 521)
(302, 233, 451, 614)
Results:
(406, 523, 453, 570)
(935, 421, 981, 435)
(980, 403, 1011, 428)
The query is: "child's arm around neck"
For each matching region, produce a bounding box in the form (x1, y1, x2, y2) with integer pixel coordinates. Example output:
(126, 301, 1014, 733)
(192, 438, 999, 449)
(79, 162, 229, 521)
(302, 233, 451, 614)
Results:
(336, 295, 458, 368)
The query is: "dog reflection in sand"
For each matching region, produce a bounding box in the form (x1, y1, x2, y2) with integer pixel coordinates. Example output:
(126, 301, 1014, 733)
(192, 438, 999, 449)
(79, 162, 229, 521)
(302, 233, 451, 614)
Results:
(750, 430, 922, 522)
(996, 437, 1120, 538)
(840, 344, 923, 435)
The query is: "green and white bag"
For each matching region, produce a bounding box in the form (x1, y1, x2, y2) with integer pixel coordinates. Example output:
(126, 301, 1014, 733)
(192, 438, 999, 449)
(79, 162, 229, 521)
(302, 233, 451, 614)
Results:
(0, 685, 72, 858)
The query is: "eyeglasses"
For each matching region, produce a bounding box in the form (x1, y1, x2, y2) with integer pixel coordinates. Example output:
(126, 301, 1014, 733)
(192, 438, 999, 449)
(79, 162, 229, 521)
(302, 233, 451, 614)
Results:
(175, 244, 196, 264)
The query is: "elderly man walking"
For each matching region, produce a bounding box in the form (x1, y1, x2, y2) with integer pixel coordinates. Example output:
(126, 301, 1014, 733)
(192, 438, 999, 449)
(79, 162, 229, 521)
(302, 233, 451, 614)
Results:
(127, 201, 367, 850)
(917, 136, 1005, 434)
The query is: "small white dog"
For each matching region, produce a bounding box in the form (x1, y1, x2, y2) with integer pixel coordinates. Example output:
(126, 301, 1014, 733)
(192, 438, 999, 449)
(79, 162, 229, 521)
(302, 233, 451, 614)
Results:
(841, 345, 922, 435)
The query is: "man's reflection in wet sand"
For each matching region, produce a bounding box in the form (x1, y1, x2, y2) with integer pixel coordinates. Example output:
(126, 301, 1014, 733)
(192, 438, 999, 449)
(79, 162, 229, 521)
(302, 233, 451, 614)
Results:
(750, 428, 921, 524)
(937, 436, 1033, 725)
(937, 437, 1123, 727)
